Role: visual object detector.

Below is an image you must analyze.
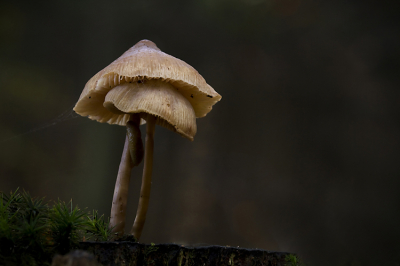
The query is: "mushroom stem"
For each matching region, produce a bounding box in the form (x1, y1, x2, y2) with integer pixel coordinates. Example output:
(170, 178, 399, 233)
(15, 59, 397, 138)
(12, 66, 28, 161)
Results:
(109, 135, 132, 236)
(131, 115, 156, 240)
(110, 114, 141, 237)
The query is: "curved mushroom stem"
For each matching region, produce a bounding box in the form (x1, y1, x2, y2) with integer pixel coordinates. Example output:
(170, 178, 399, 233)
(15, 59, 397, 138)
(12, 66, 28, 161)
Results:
(110, 114, 141, 237)
(131, 115, 156, 240)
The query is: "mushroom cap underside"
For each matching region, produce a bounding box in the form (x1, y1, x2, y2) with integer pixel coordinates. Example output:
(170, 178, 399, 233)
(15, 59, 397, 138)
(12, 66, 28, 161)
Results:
(73, 40, 221, 121)
(103, 80, 196, 141)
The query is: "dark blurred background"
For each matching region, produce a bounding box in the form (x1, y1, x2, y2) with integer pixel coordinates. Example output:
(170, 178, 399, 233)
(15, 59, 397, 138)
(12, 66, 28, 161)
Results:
(1, 0, 399, 265)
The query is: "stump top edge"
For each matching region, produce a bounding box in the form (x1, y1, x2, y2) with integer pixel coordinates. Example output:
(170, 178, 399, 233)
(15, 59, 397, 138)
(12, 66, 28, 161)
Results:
(80, 241, 292, 255)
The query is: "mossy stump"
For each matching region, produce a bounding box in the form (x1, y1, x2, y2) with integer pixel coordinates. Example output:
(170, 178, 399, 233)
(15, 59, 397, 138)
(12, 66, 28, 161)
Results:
(79, 241, 291, 266)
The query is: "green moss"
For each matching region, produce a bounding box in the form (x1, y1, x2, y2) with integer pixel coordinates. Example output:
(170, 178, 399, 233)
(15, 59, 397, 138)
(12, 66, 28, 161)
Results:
(187, 250, 196, 265)
(177, 249, 184, 266)
(174, 249, 196, 266)
(144, 242, 159, 256)
(229, 253, 235, 265)
(285, 254, 304, 266)
(0, 189, 114, 266)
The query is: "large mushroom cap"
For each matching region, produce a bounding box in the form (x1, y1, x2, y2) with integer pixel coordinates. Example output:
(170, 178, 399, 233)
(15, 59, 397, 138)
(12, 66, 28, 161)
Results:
(73, 40, 221, 125)
(104, 79, 196, 141)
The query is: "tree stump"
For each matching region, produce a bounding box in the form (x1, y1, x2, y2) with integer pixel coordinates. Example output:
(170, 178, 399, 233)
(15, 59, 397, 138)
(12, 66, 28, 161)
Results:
(78, 241, 292, 266)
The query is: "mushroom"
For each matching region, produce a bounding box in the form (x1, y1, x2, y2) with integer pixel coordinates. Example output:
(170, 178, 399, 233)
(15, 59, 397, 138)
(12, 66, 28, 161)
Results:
(73, 40, 221, 240)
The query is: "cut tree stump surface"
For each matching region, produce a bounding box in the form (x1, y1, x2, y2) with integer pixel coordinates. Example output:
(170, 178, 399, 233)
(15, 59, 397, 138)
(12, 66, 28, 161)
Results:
(79, 241, 291, 266)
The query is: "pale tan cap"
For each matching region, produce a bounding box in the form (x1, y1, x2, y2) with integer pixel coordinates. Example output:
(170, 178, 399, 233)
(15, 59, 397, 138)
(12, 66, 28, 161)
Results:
(104, 79, 196, 141)
(73, 40, 221, 125)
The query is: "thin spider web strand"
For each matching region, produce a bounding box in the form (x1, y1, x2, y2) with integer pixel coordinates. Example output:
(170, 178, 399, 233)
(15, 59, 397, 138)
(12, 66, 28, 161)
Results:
(0, 105, 80, 143)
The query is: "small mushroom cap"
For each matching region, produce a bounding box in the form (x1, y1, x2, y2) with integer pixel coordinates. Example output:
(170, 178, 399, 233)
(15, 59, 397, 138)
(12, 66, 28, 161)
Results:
(73, 40, 221, 125)
(104, 79, 196, 141)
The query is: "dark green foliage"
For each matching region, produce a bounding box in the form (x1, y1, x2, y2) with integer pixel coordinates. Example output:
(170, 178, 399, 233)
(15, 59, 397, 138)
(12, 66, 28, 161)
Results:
(0, 189, 114, 266)
(0, 189, 51, 265)
(85, 210, 113, 242)
(49, 200, 87, 255)
(285, 254, 304, 266)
